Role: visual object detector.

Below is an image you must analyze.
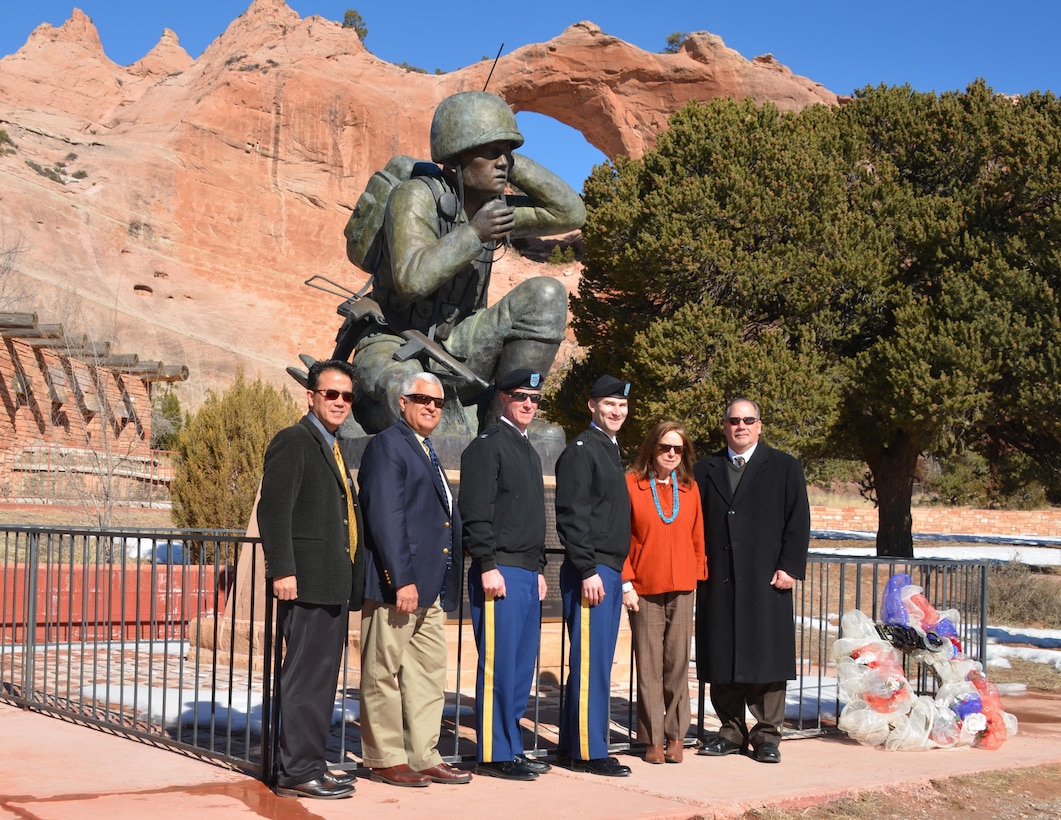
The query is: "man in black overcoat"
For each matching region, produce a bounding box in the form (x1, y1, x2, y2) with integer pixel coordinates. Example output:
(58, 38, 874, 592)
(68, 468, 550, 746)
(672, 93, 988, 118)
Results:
(259, 359, 365, 798)
(694, 397, 810, 764)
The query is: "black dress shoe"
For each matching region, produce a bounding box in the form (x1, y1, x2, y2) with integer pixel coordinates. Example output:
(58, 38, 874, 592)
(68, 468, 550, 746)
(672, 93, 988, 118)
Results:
(514, 754, 552, 773)
(323, 771, 357, 786)
(275, 778, 354, 799)
(571, 757, 632, 777)
(476, 760, 539, 781)
(697, 736, 744, 757)
(753, 742, 781, 763)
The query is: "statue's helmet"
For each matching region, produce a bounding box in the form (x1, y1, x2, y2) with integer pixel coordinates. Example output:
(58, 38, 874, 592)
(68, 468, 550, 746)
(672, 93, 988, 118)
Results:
(430, 91, 524, 165)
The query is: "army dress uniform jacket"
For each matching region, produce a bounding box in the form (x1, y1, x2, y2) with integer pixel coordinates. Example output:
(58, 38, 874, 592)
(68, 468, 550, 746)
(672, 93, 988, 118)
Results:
(459, 420, 547, 573)
(555, 426, 631, 578)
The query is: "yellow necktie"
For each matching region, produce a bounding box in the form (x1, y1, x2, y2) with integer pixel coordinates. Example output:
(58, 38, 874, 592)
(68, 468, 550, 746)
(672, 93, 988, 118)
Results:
(333, 440, 359, 561)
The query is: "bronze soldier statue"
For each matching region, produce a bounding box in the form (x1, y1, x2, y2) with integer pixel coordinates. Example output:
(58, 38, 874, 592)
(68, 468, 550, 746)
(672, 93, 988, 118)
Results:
(341, 91, 586, 437)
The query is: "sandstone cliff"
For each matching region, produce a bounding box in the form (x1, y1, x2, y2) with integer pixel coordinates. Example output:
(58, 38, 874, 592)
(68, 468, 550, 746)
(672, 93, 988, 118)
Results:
(0, 0, 837, 403)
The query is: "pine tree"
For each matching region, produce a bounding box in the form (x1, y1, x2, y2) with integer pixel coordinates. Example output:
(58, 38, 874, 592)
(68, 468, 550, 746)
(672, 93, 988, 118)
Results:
(562, 84, 1061, 556)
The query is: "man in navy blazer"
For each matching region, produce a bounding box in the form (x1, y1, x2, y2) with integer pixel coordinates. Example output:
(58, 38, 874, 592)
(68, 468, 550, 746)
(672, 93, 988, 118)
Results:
(259, 359, 365, 799)
(357, 371, 469, 787)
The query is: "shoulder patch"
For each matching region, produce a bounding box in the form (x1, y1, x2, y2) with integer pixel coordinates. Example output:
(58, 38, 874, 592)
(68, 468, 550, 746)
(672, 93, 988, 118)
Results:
(576, 440, 585, 446)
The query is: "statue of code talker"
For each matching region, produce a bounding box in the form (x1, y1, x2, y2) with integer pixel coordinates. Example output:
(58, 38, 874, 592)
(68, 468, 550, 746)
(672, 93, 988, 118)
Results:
(338, 91, 586, 437)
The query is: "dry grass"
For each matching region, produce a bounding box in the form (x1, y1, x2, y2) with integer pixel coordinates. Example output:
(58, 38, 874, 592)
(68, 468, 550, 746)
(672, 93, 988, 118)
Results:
(741, 764, 1061, 819)
(988, 657, 1061, 693)
(988, 561, 1061, 628)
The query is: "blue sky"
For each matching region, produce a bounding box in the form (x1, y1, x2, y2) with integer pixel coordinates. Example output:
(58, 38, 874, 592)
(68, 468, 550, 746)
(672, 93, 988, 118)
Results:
(3, 1, 1059, 190)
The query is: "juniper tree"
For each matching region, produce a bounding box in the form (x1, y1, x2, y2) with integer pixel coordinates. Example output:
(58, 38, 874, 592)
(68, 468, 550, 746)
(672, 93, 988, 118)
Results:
(560, 82, 1061, 556)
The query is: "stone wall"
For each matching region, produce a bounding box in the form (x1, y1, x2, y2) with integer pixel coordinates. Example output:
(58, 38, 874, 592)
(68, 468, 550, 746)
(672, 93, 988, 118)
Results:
(812, 506, 1061, 538)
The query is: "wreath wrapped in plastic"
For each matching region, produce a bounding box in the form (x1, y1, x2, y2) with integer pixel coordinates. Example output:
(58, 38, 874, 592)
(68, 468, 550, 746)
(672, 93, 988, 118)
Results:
(831, 573, 1017, 750)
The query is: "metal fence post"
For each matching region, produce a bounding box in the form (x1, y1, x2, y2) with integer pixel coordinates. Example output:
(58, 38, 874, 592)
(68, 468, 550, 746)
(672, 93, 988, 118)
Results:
(20, 531, 40, 703)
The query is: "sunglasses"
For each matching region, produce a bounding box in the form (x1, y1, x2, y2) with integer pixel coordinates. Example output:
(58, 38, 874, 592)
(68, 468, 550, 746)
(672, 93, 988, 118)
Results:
(506, 391, 542, 404)
(657, 443, 684, 455)
(404, 393, 446, 409)
(725, 416, 760, 426)
(314, 389, 355, 404)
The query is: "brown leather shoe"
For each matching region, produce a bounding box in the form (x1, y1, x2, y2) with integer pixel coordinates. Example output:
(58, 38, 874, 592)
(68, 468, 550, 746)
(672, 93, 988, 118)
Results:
(644, 744, 665, 764)
(664, 739, 684, 763)
(418, 762, 472, 784)
(369, 764, 431, 788)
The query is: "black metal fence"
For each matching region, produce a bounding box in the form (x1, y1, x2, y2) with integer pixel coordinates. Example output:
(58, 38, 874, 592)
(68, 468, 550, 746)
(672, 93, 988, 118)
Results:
(0, 525, 990, 780)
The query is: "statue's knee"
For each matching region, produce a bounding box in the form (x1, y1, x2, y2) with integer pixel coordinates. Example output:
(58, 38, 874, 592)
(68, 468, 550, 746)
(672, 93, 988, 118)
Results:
(512, 277, 568, 334)
(524, 276, 567, 308)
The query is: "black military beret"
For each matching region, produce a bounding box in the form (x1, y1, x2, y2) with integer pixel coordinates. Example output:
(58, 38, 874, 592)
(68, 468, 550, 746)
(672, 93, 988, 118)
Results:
(496, 369, 543, 392)
(589, 375, 631, 399)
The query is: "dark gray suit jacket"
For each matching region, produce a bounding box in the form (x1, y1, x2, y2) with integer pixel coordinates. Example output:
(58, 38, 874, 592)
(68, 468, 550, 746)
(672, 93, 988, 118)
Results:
(258, 415, 365, 609)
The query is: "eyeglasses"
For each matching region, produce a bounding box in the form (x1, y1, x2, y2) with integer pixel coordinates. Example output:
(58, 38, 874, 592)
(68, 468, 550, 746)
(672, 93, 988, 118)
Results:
(506, 391, 542, 404)
(404, 393, 446, 409)
(725, 416, 760, 426)
(314, 389, 355, 404)
(657, 443, 684, 455)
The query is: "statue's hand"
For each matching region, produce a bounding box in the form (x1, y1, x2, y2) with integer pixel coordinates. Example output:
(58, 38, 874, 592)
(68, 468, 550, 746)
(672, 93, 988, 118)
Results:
(471, 197, 516, 243)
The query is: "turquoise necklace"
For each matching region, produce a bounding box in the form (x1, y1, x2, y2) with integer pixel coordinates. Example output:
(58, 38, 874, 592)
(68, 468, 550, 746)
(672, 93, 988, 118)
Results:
(650, 471, 679, 524)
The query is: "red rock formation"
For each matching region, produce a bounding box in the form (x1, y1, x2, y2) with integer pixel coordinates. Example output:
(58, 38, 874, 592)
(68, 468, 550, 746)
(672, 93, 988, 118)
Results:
(0, 0, 837, 404)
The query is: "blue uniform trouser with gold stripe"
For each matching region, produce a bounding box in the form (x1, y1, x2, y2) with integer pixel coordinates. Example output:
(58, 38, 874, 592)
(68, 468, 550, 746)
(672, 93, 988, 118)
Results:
(469, 564, 541, 763)
(558, 561, 622, 761)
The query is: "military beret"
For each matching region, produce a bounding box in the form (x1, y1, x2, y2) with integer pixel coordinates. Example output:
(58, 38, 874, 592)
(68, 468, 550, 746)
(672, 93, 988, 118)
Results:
(589, 375, 631, 399)
(496, 369, 543, 392)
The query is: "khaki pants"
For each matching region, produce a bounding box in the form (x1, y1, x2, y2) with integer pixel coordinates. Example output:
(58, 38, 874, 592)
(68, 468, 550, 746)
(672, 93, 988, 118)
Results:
(358, 598, 447, 769)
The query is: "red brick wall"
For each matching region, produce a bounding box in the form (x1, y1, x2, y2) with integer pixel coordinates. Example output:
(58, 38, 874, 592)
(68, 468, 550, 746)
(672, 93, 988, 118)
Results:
(812, 506, 1061, 538)
(0, 338, 154, 500)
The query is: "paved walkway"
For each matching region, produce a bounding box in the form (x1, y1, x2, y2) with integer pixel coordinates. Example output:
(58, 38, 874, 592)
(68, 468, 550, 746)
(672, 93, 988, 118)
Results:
(2, 690, 1060, 820)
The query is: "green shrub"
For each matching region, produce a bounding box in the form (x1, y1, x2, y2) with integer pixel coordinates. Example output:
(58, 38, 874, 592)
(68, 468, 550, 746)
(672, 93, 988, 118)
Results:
(25, 160, 64, 184)
(169, 370, 300, 562)
(342, 9, 368, 40)
(151, 387, 183, 451)
(662, 32, 687, 53)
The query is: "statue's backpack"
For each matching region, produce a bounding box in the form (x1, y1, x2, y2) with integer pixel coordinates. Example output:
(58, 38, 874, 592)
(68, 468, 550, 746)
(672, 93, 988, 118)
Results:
(343, 155, 458, 276)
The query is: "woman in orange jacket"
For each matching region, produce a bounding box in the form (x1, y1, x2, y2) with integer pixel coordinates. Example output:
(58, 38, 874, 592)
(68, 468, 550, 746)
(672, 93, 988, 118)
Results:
(622, 421, 707, 764)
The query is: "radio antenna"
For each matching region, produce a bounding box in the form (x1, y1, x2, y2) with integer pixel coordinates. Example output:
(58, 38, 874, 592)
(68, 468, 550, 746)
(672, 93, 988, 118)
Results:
(483, 43, 504, 91)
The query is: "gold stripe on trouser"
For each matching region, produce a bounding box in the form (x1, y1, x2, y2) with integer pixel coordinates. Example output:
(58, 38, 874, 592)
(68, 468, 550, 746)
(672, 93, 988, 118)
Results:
(482, 595, 496, 762)
(579, 595, 592, 760)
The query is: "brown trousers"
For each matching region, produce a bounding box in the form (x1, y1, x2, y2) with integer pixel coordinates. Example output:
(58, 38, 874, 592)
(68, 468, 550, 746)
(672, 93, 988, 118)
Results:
(629, 590, 694, 745)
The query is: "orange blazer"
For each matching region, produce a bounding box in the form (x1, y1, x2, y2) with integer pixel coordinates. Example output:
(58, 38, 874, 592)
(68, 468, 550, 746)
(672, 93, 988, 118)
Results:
(622, 473, 707, 595)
